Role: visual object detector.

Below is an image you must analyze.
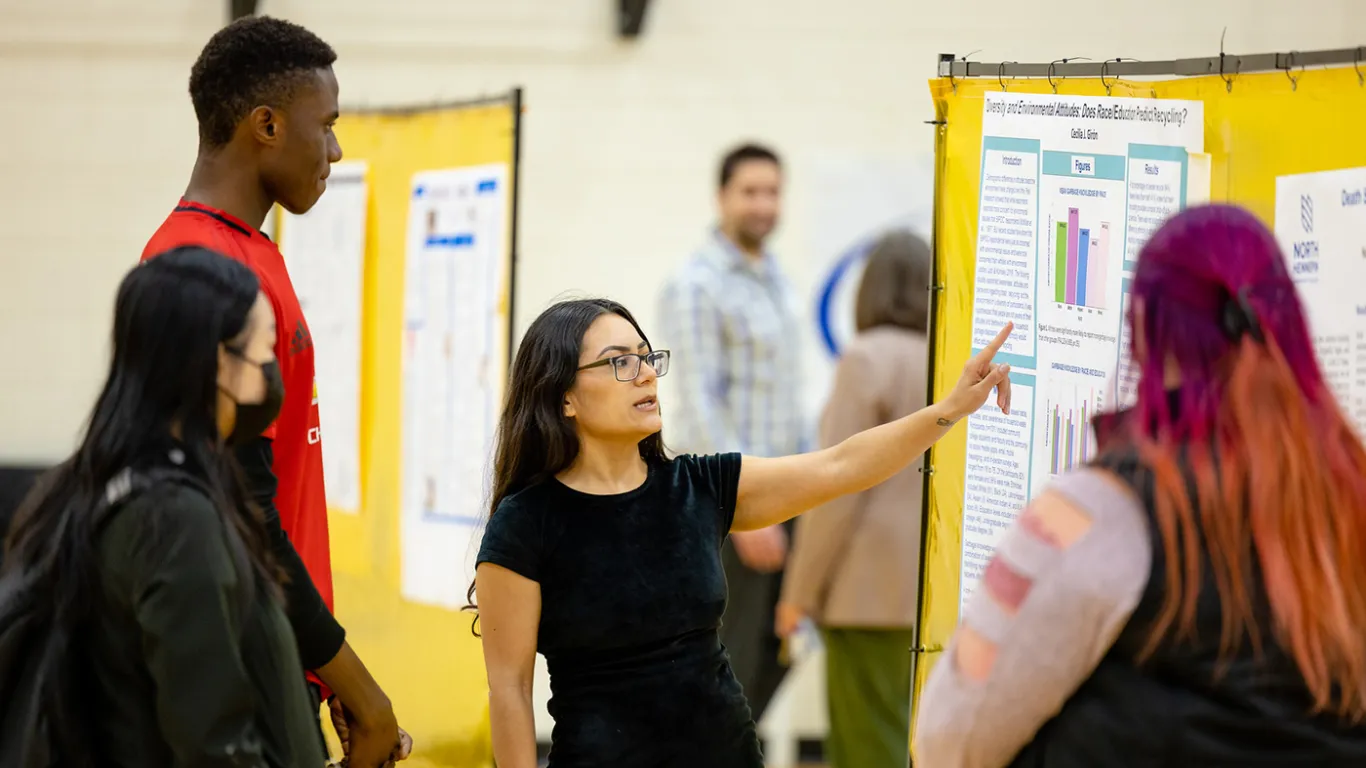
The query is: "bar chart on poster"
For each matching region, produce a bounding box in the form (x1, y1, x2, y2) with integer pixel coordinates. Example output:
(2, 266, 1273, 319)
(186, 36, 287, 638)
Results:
(1043, 375, 1105, 476)
(1049, 210, 1113, 311)
(1039, 148, 1126, 322)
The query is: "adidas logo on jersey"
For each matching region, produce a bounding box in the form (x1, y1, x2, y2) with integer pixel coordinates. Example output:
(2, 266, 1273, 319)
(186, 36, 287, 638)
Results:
(290, 320, 313, 356)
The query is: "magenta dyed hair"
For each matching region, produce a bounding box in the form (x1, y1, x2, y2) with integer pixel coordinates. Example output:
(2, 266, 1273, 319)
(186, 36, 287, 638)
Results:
(1119, 203, 1366, 719)
(1127, 203, 1325, 439)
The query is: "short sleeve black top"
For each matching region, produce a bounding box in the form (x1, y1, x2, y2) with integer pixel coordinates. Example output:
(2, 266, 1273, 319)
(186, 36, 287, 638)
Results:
(476, 452, 763, 768)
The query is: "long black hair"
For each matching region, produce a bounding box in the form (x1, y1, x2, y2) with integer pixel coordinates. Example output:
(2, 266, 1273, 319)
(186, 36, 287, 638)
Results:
(464, 298, 668, 631)
(2, 247, 280, 760)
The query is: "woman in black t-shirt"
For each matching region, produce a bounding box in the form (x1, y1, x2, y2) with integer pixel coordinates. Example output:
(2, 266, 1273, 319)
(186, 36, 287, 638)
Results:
(470, 297, 1014, 768)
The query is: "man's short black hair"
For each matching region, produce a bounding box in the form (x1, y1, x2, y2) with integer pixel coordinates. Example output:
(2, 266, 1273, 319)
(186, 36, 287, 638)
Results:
(189, 16, 338, 148)
(718, 143, 781, 189)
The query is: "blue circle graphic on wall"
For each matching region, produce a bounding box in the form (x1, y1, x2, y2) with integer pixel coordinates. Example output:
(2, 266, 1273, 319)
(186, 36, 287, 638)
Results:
(815, 235, 878, 359)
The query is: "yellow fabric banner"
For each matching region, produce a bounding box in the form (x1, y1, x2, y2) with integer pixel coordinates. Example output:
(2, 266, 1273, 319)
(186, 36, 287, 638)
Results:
(915, 67, 1366, 740)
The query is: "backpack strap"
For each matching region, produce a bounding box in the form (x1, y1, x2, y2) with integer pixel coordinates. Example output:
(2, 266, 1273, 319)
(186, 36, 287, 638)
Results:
(97, 456, 256, 633)
(98, 459, 210, 525)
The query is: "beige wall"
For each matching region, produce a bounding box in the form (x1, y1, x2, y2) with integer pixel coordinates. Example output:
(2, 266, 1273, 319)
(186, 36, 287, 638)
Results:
(3, 0, 1363, 463)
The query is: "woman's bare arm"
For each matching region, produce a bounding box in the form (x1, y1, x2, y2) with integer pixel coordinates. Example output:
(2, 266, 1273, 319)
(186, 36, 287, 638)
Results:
(732, 323, 1013, 532)
(475, 563, 542, 768)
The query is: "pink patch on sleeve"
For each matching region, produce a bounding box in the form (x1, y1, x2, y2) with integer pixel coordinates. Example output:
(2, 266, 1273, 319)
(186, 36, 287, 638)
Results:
(982, 556, 1033, 613)
(1019, 506, 1063, 547)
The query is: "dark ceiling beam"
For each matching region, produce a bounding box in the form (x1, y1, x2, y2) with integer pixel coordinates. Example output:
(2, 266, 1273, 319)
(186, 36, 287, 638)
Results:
(230, 0, 259, 23)
(618, 0, 650, 39)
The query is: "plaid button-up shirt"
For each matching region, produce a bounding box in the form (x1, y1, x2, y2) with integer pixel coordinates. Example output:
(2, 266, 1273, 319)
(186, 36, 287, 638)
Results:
(657, 229, 809, 459)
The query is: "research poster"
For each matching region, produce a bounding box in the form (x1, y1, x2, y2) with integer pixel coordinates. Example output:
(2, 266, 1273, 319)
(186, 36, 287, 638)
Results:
(1274, 167, 1366, 435)
(399, 164, 512, 610)
(959, 92, 1205, 612)
(277, 160, 368, 515)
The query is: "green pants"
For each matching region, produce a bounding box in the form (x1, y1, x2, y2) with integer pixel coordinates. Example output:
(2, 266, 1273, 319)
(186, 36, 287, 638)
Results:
(822, 628, 915, 768)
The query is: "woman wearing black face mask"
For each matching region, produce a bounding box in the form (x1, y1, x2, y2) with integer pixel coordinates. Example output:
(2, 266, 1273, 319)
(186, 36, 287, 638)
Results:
(0, 246, 325, 767)
(224, 344, 286, 445)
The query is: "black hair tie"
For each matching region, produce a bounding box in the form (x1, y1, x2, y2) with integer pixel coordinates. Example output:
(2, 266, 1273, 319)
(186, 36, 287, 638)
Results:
(1221, 285, 1265, 344)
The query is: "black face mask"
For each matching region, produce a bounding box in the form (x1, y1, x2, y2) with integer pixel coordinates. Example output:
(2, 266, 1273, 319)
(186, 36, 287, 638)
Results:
(223, 349, 285, 445)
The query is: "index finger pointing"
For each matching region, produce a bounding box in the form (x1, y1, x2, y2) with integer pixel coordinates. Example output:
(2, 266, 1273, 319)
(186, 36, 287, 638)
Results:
(977, 322, 1014, 361)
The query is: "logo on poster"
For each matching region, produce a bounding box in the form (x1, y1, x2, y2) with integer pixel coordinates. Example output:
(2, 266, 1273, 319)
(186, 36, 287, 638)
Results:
(1290, 193, 1320, 279)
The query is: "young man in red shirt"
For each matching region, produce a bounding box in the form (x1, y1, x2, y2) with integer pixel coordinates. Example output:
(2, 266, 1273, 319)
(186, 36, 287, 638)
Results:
(143, 16, 409, 766)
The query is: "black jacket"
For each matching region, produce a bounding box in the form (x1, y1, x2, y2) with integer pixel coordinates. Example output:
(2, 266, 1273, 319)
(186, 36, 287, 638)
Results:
(84, 456, 325, 767)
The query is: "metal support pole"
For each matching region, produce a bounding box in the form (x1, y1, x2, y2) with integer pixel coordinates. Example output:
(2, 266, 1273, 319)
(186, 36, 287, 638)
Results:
(910, 67, 951, 670)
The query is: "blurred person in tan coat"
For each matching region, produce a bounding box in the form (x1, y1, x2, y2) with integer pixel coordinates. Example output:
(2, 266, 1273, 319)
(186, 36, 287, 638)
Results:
(776, 229, 930, 768)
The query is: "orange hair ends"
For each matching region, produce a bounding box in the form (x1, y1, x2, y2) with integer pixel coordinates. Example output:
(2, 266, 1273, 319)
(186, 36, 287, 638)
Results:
(1137, 336, 1366, 720)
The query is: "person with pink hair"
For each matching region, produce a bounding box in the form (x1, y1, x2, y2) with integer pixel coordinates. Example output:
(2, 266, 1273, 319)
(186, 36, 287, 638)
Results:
(917, 204, 1366, 766)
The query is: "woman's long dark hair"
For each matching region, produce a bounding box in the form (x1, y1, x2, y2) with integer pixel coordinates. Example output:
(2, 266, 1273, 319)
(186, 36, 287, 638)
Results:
(2, 247, 280, 761)
(464, 298, 667, 632)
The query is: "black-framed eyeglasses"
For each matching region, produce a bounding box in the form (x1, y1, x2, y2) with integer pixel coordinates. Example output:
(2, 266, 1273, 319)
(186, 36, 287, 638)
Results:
(577, 349, 671, 382)
(224, 345, 273, 368)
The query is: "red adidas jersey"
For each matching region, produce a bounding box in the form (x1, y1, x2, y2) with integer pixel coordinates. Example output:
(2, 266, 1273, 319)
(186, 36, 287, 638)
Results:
(142, 200, 334, 614)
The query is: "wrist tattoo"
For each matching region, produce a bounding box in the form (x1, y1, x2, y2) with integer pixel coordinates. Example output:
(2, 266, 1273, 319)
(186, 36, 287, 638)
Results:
(937, 416, 956, 427)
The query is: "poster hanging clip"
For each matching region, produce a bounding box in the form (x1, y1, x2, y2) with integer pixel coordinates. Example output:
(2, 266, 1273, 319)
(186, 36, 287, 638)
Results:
(998, 62, 1012, 92)
(1355, 47, 1364, 87)
(1219, 53, 1238, 92)
(1100, 59, 1115, 96)
(1045, 58, 1087, 95)
(947, 51, 979, 94)
(1284, 50, 1302, 91)
(1218, 29, 1238, 92)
